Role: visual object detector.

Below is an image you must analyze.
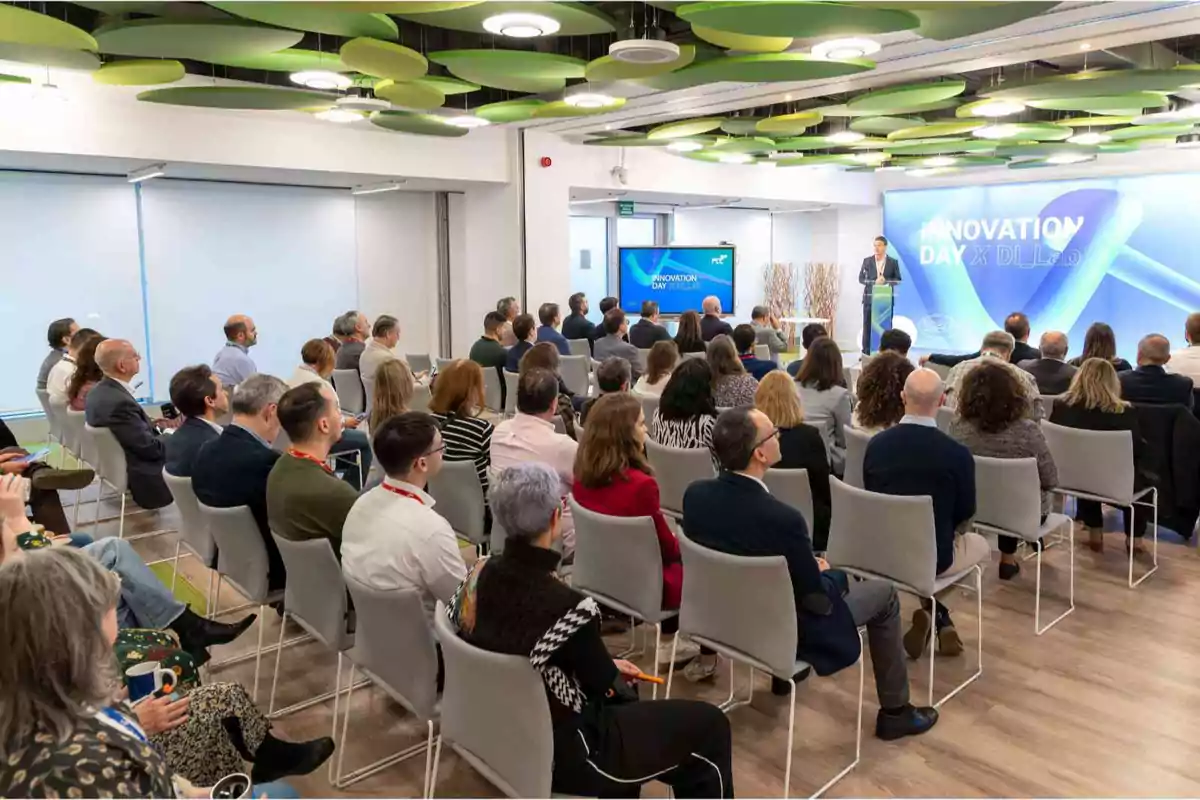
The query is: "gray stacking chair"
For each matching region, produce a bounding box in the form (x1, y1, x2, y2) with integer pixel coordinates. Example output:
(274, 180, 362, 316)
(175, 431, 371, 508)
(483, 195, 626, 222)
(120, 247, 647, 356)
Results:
(407, 354, 433, 375)
(482, 367, 503, 414)
(842, 426, 872, 490)
(935, 405, 956, 434)
(763, 468, 815, 533)
(1037, 394, 1061, 419)
(410, 383, 432, 413)
(332, 369, 365, 415)
(754, 343, 771, 362)
(636, 348, 652, 371)
(972, 456, 1074, 634)
(435, 357, 455, 375)
(825, 477, 984, 708)
(427, 459, 488, 552)
(85, 424, 165, 541)
(502, 370, 520, 417)
(1041, 420, 1157, 588)
(636, 392, 660, 427)
(65, 407, 90, 465)
(568, 497, 675, 697)
(567, 338, 591, 358)
(432, 603, 555, 799)
(682, 351, 706, 361)
(559, 354, 590, 397)
(50, 397, 89, 523)
(644, 439, 716, 519)
(36, 388, 64, 465)
(161, 471, 216, 602)
(338, 578, 440, 792)
(667, 531, 864, 799)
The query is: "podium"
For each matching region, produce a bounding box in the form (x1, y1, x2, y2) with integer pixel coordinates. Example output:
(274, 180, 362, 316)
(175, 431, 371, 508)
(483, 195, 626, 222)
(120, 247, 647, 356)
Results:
(863, 281, 898, 354)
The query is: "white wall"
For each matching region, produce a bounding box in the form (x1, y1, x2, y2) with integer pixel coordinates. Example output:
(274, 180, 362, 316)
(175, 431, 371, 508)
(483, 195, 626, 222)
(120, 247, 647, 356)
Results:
(671, 208, 771, 322)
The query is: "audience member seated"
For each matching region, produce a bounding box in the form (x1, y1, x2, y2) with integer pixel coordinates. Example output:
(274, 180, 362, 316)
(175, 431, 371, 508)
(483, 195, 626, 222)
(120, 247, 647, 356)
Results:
(85, 339, 172, 510)
(469, 311, 510, 370)
(497, 296, 521, 347)
(1119, 333, 1194, 409)
(948, 361, 1058, 580)
(925, 311, 1039, 369)
(755, 372, 832, 552)
(795, 337, 853, 472)
(593, 309, 641, 379)
(598, 296, 620, 317)
(323, 311, 348, 354)
(852, 351, 915, 435)
(368, 358, 416, 434)
(629, 301, 672, 349)
(536, 302, 571, 355)
(751, 305, 788, 360)
(562, 292, 596, 342)
(651, 358, 717, 449)
(291, 338, 374, 491)
(211, 315, 258, 388)
(708, 335, 758, 408)
(289, 337, 336, 389)
(1169, 312, 1200, 383)
(580, 357, 631, 426)
(38, 317, 78, 391)
(359, 314, 404, 402)
(682, 409, 938, 738)
(192, 375, 289, 591)
(879, 327, 912, 357)
(944, 330, 1040, 416)
(1068, 321, 1132, 372)
(1018, 331, 1077, 395)
(732, 324, 778, 381)
(504, 312, 537, 373)
(46, 326, 98, 406)
(491, 368, 578, 552)
(786, 322, 828, 378)
(450, 462, 735, 798)
(334, 309, 370, 371)
(633, 340, 678, 397)
(0, 420, 93, 536)
(267, 383, 358, 557)
(67, 333, 106, 411)
(699, 296, 733, 342)
(519, 341, 584, 428)
(164, 365, 227, 477)
(1051, 358, 1152, 552)
(428, 359, 494, 496)
(673, 309, 707, 355)
(343, 413, 466, 626)
(864, 369, 987, 658)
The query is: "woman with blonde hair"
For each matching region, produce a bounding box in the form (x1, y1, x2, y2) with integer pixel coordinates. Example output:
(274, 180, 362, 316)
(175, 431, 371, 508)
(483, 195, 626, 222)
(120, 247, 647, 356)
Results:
(369, 358, 415, 433)
(633, 340, 678, 397)
(754, 371, 831, 550)
(429, 359, 494, 495)
(707, 335, 757, 408)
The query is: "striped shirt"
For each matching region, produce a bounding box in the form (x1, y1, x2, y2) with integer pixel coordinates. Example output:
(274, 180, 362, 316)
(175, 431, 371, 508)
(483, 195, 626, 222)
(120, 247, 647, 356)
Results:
(650, 411, 715, 450)
(431, 411, 494, 495)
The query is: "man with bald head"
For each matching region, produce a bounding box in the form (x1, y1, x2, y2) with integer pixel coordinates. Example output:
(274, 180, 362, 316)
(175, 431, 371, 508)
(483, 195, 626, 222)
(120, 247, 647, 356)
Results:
(1120, 333, 1194, 409)
(699, 296, 733, 342)
(1019, 331, 1077, 395)
(1169, 312, 1200, 382)
(863, 369, 988, 659)
(212, 314, 259, 388)
(85, 338, 172, 509)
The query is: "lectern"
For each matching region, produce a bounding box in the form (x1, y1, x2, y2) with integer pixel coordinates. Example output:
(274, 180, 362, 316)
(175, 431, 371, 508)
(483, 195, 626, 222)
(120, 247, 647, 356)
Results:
(866, 281, 898, 354)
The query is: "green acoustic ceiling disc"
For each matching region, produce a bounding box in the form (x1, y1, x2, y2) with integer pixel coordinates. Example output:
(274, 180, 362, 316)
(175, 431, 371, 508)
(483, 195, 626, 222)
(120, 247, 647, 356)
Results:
(886, 139, 996, 155)
(0, 43, 100, 70)
(583, 134, 669, 147)
(1132, 109, 1200, 125)
(416, 75, 479, 95)
(305, 2, 483, 11)
(0, 4, 97, 51)
(983, 69, 1196, 102)
(887, 120, 980, 140)
(393, 1, 616, 35)
(476, 98, 546, 123)
(532, 98, 627, 118)
(647, 117, 724, 139)
(907, 2, 1058, 41)
(1107, 122, 1196, 141)
(76, 1, 229, 16)
(0, 73, 31, 83)
(850, 116, 923, 135)
(849, 79, 966, 114)
(137, 85, 335, 109)
(756, 110, 825, 135)
(677, 2, 919, 38)
(813, 99, 960, 117)
(1056, 115, 1134, 127)
(94, 18, 303, 61)
(772, 135, 839, 151)
(586, 46, 695, 82)
(974, 122, 1072, 141)
(773, 153, 858, 167)
(93, 59, 186, 86)
(844, 137, 893, 149)
(374, 78, 445, 109)
(1008, 156, 1096, 170)
(681, 150, 724, 162)
(993, 142, 1098, 158)
(211, 48, 348, 73)
(667, 52, 873, 87)
(208, 3, 398, 39)
(341, 38, 427, 81)
(721, 117, 766, 135)
(1026, 93, 1170, 113)
(429, 49, 584, 93)
(370, 110, 469, 136)
(690, 24, 792, 52)
(892, 155, 1008, 168)
(711, 136, 777, 154)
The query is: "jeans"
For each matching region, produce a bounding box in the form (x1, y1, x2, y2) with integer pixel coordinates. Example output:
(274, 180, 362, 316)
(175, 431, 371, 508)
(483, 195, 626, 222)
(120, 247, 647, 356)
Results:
(67, 532, 95, 548)
(331, 428, 372, 491)
(252, 781, 299, 799)
(84, 538, 185, 630)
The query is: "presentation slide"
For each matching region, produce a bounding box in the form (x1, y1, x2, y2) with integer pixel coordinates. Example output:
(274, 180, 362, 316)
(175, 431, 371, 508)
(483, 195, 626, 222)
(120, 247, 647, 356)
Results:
(618, 246, 735, 316)
(884, 172, 1200, 361)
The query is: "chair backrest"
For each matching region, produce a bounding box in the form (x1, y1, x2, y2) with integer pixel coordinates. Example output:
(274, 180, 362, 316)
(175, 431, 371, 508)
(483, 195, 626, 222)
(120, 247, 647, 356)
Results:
(551, 415, 566, 435)
(343, 577, 439, 721)
(1040, 420, 1136, 503)
(676, 530, 798, 677)
(406, 354, 433, 375)
(972, 456, 1042, 539)
(826, 477, 937, 595)
(85, 424, 128, 492)
(926, 361, 951, 380)
(162, 471, 215, 564)
(436, 358, 455, 374)
(198, 502, 270, 602)
(489, 515, 510, 555)
(636, 393, 660, 426)
(426, 459, 487, 544)
(567, 338, 591, 358)
(682, 351, 706, 361)
(66, 409, 90, 465)
(843, 426, 872, 489)
(559, 355, 589, 397)
(410, 383, 432, 413)
(502, 370, 520, 417)
(273, 533, 351, 652)
(763, 468, 814, 532)
(331, 369, 365, 415)
(644, 439, 716, 514)
(1036, 394, 1059, 419)
(36, 389, 61, 442)
(271, 429, 290, 453)
(568, 497, 665, 622)
(636, 348, 651, 371)
(482, 366, 503, 414)
(754, 343, 770, 362)
(48, 397, 70, 451)
(935, 405, 956, 433)
(435, 603, 554, 798)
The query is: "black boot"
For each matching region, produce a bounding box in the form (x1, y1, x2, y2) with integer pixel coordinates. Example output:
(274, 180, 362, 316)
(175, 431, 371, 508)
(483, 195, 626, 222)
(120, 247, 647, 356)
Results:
(169, 608, 255, 661)
(249, 732, 336, 784)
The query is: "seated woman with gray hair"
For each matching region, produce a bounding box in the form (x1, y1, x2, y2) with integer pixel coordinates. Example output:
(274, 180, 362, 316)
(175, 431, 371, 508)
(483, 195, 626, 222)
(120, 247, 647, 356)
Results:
(447, 462, 734, 798)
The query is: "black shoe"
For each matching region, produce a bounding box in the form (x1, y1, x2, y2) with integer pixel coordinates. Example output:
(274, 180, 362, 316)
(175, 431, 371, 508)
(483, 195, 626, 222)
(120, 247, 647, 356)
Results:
(30, 467, 95, 491)
(875, 704, 939, 741)
(250, 733, 336, 783)
(998, 561, 1020, 581)
(170, 608, 256, 655)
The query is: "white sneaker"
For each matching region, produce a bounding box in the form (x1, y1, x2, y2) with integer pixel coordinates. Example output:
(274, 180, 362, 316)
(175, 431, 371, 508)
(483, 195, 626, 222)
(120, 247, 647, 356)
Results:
(683, 655, 719, 683)
(658, 636, 700, 666)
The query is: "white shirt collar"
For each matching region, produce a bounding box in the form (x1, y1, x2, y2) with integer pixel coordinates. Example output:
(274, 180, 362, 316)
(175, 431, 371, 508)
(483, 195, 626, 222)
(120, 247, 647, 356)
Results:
(112, 376, 138, 398)
(200, 417, 223, 433)
(735, 471, 769, 492)
(381, 477, 436, 508)
(900, 414, 938, 428)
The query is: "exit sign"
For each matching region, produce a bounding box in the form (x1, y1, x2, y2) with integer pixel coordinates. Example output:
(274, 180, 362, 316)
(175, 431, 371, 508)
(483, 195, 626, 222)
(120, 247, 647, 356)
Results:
(617, 200, 635, 216)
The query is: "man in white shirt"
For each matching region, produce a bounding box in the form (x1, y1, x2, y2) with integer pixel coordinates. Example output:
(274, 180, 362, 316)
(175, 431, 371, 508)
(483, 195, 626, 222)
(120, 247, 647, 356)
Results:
(342, 412, 467, 625)
(1169, 312, 1200, 383)
(47, 327, 98, 406)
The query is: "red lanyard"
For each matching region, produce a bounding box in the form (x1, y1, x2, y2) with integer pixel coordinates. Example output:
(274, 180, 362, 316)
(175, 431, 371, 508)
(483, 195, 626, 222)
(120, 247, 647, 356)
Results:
(381, 483, 425, 505)
(287, 448, 333, 474)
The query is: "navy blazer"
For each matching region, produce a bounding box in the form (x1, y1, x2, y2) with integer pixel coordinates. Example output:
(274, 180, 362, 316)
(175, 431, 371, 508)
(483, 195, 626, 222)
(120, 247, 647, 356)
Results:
(536, 325, 571, 356)
(858, 255, 901, 302)
(84, 377, 171, 510)
(628, 318, 672, 349)
(561, 313, 596, 343)
(929, 340, 1040, 369)
(700, 315, 733, 343)
(738, 353, 778, 381)
(1120, 365, 1194, 410)
(164, 417, 220, 478)
(505, 340, 533, 373)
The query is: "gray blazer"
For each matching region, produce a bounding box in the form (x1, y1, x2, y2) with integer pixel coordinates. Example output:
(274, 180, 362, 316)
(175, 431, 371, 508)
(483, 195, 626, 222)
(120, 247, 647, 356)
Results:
(753, 322, 788, 357)
(593, 334, 642, 379)
(796, 383, 853, 473)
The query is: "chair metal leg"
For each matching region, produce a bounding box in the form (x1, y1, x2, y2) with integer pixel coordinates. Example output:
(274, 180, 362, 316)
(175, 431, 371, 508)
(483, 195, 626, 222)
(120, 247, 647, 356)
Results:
(665, 632, 679, 699)
(934, 565, 984, 708)
(268, 627, 368, 720)
(1129, 489, 1160, 588)
(652, 622, 662, 700)
(268, 612, 289, 716)
(1034, 525, 1075, 636)
(118, 493, 125, 540)
(170, 541, 181, 594)
(333, 662, 433, 788)
(429, 734, 444, 798)
(718, 663, 754, 714)
(784, 678, 796, 798)
(422, 719, 435, 799)
(251, 605, 266, 703)
(809, 629, 866, 799)
(330, 654, 342, 786)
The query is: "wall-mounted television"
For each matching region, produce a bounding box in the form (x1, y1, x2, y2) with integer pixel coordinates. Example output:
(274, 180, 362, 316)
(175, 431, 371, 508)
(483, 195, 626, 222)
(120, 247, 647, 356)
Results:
(617, 246, 735, 316)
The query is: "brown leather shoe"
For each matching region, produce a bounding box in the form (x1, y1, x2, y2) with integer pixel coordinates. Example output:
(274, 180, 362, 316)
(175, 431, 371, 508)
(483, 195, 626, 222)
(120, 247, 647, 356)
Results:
(938, 624, 964, 656)
(903, 609, 931, 660)
(1086, 525, 1104, 553)
(30, 467, 95, 492)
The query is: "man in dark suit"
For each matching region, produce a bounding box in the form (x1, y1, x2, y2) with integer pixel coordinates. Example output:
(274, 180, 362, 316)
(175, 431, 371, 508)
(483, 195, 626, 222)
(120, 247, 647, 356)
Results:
(924, 311, 1040, 368)
(535, 302, 571, 356)
(85, 339, 172, 510)
(699, 296, 733, 342)
(732, 324, 778, 381)
(192, 374, 289, 590)
(1120, 333, 1195, 409)
(164, 364, 228, 477)
(859, 236, 902, 354)
(863, 368, 989, 659)
(561, 292, 596, 342)
(682, 407, 938, 740)
(628, 301, 672, 349)
(1018, 331, 1077, 395)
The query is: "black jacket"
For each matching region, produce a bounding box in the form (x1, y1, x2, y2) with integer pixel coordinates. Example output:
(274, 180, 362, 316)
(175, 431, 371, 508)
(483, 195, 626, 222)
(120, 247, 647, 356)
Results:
(776, 425, 832, 551)
(164, 417, 220, 478)
(700, 315, 733, 343)
(561, 313, 596, 343)
(1131, 403, 1200, 537)
(858, 255, 901, 303)
(1119, 365, 1194, 409)
(628, 318, 671, 349)
(929, 340, 1040, 369)
(84, 377, 171, 509)
(1018, 358, 1078, 396)
(1069, 355, 1132, 372)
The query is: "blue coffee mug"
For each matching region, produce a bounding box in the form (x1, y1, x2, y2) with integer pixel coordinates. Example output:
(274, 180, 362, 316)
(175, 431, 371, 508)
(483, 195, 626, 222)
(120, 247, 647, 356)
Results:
(126, 661, 176, 703)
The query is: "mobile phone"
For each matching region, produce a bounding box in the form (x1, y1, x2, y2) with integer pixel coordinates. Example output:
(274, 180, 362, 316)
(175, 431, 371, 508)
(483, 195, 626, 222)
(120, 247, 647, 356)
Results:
(160, 402, 179, 420)
(15, 448, 50, 465)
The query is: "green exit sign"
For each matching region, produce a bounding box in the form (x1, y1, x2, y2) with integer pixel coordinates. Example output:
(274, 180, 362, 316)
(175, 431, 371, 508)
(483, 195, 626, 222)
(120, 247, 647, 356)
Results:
(617, 200, 635, 216)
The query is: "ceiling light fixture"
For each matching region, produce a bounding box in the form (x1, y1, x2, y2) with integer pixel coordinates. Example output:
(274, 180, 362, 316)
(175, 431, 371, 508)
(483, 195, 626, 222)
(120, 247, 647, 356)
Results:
(290, 70, 352, 91)
(482, 12, 560, 38)
(1046, 152, 1092, 165)
(1067, 131, 1110, 145)
(924, 156, 957, 167)
(338, 95, 389, 113)
(827, 130, 865, 144)
(667, 140, 705, 152)
(853, 152, 889, 164)
(811, 37, 881, 60)
(315, 108, 362, 124)
(564, 92, 618, 109)
(351, 180, 406, 196)
(717, 152, 754, 164)
(444, 114, 491, 129)
(970, 99, 1025, 117)
(609, 39, 680, 64)
(127, 163, 165, 183)
(1079, 42, 1092, 51)
(974, 123, 1023, 139)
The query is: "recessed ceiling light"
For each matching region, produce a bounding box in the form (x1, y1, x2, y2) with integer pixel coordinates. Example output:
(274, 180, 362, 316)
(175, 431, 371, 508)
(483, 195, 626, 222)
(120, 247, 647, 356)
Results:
(564, 92, 617, 109)
(974, 123, 1023, 139)
(338, 95, 389, 112)
(811, 37, 881, 60)
(718, 152, 754, 164)
(827, 130, 866, 144)
(1046, 152, 1092, 165)
(290, 70, 351, 91)
(1067, 131, 1110, 145)
(970, 99, 1025, 117)
(482, 12, 560, 37)
(609, 39, 680, 64)
(444, 114, 491, 129)
(854, 151, 889, 164)
(668, 140, 704, 152)
(1079, 42, 1092, 51)
(315, 108, 362, 124)
(924, 155, 957, 167)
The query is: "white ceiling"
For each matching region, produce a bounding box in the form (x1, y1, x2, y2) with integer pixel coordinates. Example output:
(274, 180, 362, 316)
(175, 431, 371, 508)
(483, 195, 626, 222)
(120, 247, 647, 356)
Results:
(569, 187, 833, 213)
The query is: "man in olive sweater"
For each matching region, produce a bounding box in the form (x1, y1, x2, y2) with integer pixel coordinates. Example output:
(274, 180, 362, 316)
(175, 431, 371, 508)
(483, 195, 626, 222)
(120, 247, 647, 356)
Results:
(266, 382, 359, 557)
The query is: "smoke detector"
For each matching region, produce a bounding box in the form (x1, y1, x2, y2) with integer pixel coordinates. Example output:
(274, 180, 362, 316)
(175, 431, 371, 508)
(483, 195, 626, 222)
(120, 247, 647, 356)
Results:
(609, 39, 680, 64)
(337, 95, 389, 113)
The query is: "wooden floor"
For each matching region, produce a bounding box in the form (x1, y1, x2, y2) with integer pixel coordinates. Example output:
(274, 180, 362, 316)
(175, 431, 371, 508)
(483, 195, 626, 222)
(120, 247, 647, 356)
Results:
(92, 486, 1200, 799)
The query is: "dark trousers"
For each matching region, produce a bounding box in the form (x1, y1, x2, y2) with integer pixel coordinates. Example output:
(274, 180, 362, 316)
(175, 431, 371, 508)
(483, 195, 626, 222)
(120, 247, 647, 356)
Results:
(555, 700, 734, 798)
(1076, 499, 1148, 538)
(861, 301, 872, 354)
(1, 445, 72, 533)
(998, 513, 1049, 554)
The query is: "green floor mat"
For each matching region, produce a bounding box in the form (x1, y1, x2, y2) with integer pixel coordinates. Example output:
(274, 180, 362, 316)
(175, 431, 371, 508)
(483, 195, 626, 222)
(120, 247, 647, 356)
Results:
(149, 561, 208, 613)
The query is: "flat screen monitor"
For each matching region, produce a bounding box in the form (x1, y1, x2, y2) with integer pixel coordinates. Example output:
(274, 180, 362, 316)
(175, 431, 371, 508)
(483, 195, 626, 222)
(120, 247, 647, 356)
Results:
(617, 246, 735, 316)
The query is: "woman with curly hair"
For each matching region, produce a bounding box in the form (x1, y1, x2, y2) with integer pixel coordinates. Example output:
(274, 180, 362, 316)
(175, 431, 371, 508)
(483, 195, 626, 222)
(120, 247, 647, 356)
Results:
(948, 361, 1057, 580)
(853, 352, 916, 435)
(706, 335, 758, 409)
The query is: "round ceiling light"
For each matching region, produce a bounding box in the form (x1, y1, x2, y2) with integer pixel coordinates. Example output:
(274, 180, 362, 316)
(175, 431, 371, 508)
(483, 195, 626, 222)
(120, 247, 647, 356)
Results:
(315, 108, 362, 124)
(718, 152, 754, 164)
(668, 140, 705, 152)
(290, 70, 351, 91)
(609, 39, 681, 64)
(564, 92, 618, 109)
(853, 151, 888, 164)
(811, 37, 880, 60)
(924, 155, 957, 167)
(482, 12, 560, 38)
(827, 130, 866, 144)
(970, 99, 1025, 117)
(1067, 130, 1110, 145)
(337, 95, 390, 113)
(1046, 152, 1092, 165)
(974, 123, 1023, 139)
(444, 114, 491, 128)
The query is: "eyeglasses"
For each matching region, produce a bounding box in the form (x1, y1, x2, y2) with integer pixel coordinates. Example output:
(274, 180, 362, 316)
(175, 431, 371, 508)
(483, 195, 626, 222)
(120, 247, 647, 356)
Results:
(753, 427, 780, 449)
(422, 443, 446, 457)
